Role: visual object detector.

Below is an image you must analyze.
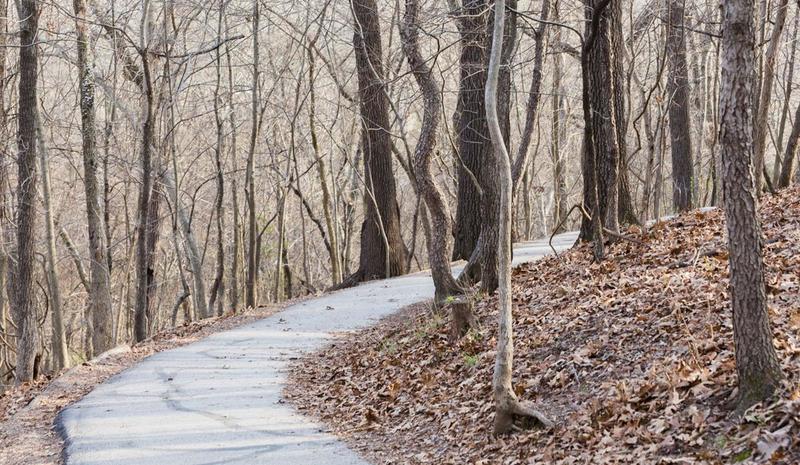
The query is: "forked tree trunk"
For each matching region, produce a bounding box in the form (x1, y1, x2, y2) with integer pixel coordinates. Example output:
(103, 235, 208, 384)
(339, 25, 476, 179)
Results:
(14, 0, 40, 384)
(718, 0, 783, 412)
(349, 0, 408, 283)
(486, 0, 552, 434)
(665, 0, 694, 212)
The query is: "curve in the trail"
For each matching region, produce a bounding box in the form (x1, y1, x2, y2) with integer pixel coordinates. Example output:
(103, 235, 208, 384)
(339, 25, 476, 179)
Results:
(57, 232, 578, 465)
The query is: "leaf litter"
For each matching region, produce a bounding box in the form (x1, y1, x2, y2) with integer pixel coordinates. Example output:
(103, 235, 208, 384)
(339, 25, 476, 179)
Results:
(287, 187, 800, 464)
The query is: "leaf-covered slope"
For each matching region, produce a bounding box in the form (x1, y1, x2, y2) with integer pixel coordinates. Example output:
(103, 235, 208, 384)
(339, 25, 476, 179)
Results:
(288, 187, 800, 464)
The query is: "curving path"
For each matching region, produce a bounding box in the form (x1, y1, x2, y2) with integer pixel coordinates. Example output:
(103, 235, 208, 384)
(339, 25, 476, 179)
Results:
(57, 232, 578, 465)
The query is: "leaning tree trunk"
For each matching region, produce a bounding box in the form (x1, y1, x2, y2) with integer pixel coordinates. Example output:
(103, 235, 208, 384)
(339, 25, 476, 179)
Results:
(753, 0, 790, 193)
(74, 0, 113, 355)
(779, 100, 800, 186)
(401, 0, 475, 337)
(349, 0, 408, 283)
(486, 0, 552, 434)
(666, 0, 694, 212)
(719, 0, 783, 412)
(14, 0, 40, 383)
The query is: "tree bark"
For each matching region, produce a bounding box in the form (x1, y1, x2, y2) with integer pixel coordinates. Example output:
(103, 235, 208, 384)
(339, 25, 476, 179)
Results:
(486, 0, 551, 434)
(14, 0, 40, 384)
(719, 0, 783, 412)
(665, 0, 694, 212)
(452, 0, 490, 261)
(400, 0, 465, 306)
(74, 0, 114, 355)
(349, 0, 408, 282)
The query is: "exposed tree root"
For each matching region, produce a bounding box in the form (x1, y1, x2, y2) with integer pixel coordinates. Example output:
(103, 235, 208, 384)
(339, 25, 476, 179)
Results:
(494, 395, 554, 435)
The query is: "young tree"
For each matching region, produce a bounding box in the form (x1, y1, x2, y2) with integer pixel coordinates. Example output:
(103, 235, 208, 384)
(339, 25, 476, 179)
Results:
(14, 0, 40, 383)
(719, 0, 783, 412)
(348, 0, 408, 283)
(753, 0, 790, 193)
(486, 0, 551, 434)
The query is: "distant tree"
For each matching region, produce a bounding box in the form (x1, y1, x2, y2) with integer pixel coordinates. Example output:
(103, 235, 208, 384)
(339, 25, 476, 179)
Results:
(665, 0, 694, 212)
(718, 0, 783, 412)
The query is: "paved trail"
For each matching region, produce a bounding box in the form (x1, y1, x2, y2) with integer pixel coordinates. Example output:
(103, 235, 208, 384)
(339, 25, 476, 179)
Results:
(58, 232, 578, 465)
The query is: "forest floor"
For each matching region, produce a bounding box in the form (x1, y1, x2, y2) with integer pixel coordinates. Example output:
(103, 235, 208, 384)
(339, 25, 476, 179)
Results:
(0, 301, 293, 465)
(287, 187, 800, 465)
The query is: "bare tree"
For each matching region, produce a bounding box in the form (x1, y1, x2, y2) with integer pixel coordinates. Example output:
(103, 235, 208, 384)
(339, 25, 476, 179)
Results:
(719, 0, 783, 412)
(486, 0, 552, 434)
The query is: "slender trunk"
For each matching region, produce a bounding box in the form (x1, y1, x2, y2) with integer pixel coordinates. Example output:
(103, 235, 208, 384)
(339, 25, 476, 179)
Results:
(308, 46, 342, 286)
(773, 14, 799, 181)
(551, 0, 568, 232)
(37, 125, 68, 371)
(133, 3, 155, 341)
(487, 0, 551, 433)
(753, 0, 790, 193)
(245, 0, 260, 309)
(719, 0, 783, 412)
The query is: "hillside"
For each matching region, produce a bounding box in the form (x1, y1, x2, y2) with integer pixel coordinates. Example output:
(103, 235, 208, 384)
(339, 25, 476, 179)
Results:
(288, 187, 800, 464)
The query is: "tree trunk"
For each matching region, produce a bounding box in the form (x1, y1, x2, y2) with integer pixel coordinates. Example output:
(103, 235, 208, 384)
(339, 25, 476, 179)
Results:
(551, 0, 568, 232)
(773, 14, 798, 181)
(581, 0, 620, 237)
(753, 0, 790, 194)
(779, 101, 800, 186)
(133, 11, 156, 341)
(665, 0, 694, 212)
(719, 0, 783, 412)
(14, 0, 40, 384)
(400, 0, 465, 307)
(74, 0, 113, 355)
(486, 0, 551, 434)
(349, 0, 408, 282)
(37, 124, 69, 371)
(452, 0, 489, 261)
(245, 0, 260, 309)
